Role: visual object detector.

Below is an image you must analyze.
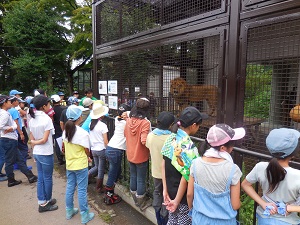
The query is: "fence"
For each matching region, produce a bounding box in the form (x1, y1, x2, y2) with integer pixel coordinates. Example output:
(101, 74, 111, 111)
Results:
(93, 1, 300, 224)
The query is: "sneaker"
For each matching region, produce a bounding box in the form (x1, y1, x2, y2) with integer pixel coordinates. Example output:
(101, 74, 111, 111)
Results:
(38, 202, 58, 213)
(8, 179, 22, 187)
(28, 175, 37, 183)
(49, 198, 57, 205)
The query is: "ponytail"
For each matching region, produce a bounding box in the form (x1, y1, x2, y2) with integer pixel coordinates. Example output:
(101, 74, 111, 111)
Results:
(29, 107, 35, 119)
(266, 158, 287, 193)
(170, 121, 180, 133)
(90, 119, 99, 131)
(65, 120, 76, 142)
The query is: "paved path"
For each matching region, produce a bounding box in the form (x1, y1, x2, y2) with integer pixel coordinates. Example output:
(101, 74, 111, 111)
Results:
(0, 159, 107, 225)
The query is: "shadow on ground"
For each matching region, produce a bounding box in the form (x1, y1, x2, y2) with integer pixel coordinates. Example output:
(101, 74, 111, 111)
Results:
(54, 163, 154, 225)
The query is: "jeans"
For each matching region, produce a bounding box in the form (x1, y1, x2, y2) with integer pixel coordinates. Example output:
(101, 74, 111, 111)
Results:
(105, 147, 123, 188)
(18, 128, 29, 163)
(256, 214, 296, 225)
(129, 161, 148, 196)
(33, 154, 54, 204)
(66, 168, 89, 212)
(153, 178, 168, 225)
(88, 150, 106, 179)
(0, 141, 5, 174)
(0, 137, 30, 179)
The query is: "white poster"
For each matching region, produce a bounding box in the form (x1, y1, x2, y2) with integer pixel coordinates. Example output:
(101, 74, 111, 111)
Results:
(108, 96, 118, 110)
(100, 95, 106, 104)
(108, 80, 118, 94)
(135, 87, 140, 92)
(98, 81, 107, 94)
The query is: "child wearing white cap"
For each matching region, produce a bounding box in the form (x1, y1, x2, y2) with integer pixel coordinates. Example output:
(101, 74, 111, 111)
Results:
(242, 128, 300, 225)
(187, 123, 245, 225)
(62, 105, 94, 224)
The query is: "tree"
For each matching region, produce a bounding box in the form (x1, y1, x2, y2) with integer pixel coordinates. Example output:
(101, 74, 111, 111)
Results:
(1, 0, 93, 95)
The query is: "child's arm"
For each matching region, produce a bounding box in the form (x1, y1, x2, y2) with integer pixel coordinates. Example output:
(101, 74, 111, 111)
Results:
(187, 175, 194, 209)
(31, 130, 50, 145)
(286, 205, 300, 213)
(241, 178, 277, 213)
(230, 180, 241, 210)
(103, 132, 108, 147)
(162, 159, 171, 204)
(166, 176, 187, 213)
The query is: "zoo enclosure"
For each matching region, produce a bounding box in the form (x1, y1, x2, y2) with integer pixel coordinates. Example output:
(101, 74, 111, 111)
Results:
(93, 1, 300, 224)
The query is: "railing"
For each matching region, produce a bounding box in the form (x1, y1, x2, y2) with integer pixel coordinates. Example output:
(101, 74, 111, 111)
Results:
(105, 116, 300, 225)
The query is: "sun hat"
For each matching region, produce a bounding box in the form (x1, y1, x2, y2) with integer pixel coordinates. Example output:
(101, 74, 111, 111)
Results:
(66, 105, 85, 121)
(0, 95, 15, 104)
(179, 106, 208, 127)
(68, 96, 79, 105)
(32, 95, 51, 110)
(206, 123, 246, 147)
(90, 102, 109, 119)
(9, 90, 23, 96)
(266, 128, 300, 158)
(157, 111, 176, 130)
(82, 97, 94, 107)
(51, 94, 61, 103)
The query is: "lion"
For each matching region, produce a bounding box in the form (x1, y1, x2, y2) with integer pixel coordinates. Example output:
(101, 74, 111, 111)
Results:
(170, 77, 218, 116)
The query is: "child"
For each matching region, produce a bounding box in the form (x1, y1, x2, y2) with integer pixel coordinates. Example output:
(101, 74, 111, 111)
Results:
(242, 128, 300, 225)
(29, 95, 58, 212)
(88, 101, 109, 193)
(104, 103, 131, 205)
(0, 95, 37, 187)
(161, 106, 207, 225)
(146, 111, 176, 225)
(62, 105, 94, 224)
(187, 123, 245, 224)
(124, 98, 152, 211)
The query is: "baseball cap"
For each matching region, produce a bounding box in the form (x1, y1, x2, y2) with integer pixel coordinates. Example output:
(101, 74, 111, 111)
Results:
(266, 128, 300, 158)
(57, 91, 65, 96)
(206, 123, 246, 147)
(82, 98, 94, 107)
(0, 95, 15, 104)
(34, 89, 45, 96)
(32, 95, 51, 109)
(90, 101, 109, 119)
(51, 94, 61, 103)
(73, 91, 79, 94)
(66, 105, 84, 121)
(9, 90, 23, 96)
(25, 96, 34, 105)
(179, 106, 208, 127)
(18, 98, 26, 103)
(68, 96, 79, 105)
(118, 104, 131, 116)
(157, 111, 176, 130)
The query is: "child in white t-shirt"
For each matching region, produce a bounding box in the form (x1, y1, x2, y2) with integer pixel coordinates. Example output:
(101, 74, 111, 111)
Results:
(88, 101, 109, 193)
(242, 128, 300, 225)
(104, 103, 131, 205)
(29, 95, 57, 212)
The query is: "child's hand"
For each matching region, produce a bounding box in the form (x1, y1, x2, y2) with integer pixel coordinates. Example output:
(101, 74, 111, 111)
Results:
(88, 157, 92, 163)
(165, 199, 179, 213)
(163, 190, 171, 205)
(262, 202, 277, 215)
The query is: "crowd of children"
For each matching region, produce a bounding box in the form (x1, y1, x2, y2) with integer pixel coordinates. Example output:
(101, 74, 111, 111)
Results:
(1, 88, 300, 225)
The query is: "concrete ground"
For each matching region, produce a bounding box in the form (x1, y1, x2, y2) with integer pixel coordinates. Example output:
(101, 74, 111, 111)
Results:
(0, 158, 155, 225)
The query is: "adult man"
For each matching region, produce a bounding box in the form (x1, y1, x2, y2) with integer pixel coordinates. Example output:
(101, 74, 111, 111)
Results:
(79, 88, 97, 106)
(0, 95, 37, 187)
(51, 94, 66, 165)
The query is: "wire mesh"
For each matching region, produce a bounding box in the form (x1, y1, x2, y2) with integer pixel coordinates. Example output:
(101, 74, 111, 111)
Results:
(95, 0, 222, 44)
(243, 19, 300, 162)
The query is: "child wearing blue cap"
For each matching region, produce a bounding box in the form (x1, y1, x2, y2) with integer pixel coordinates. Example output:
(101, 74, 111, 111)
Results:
(62, 105, 94, 224)
(242, 128, 300, 225)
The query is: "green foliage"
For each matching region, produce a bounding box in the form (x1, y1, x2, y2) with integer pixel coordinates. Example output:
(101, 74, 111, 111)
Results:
(244, 64, 272, 119)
